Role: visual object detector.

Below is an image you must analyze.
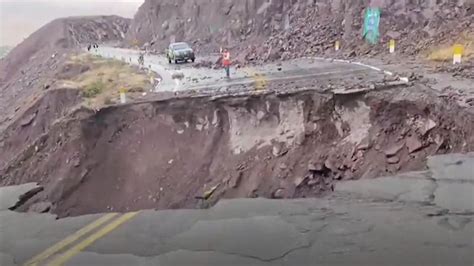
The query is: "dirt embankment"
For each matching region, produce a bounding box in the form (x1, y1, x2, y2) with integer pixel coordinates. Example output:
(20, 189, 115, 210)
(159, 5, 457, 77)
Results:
(0, 54, 154, 181)
(0, 16, 130, 134)
(0, 89, 82, 171)
(2, 85, 473, 217)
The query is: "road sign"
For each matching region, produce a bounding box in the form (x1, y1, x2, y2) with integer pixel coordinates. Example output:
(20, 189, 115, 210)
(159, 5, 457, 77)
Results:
(389, 39, 395, 53)
(453, 44, 464, 64)
(364, 8, 381, 44)
(335, 41, 340, 51)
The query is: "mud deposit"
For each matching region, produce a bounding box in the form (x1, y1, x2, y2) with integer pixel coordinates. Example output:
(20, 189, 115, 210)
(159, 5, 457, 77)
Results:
(2, 86, 473, 217)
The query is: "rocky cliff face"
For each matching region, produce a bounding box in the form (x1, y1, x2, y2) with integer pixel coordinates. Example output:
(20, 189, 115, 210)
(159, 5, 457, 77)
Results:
(125, 0, 294, 51)
(126, 0, 473, 56)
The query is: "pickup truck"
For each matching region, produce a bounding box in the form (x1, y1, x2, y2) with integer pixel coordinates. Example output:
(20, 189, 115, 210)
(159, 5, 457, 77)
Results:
(167, 42, 195, 64)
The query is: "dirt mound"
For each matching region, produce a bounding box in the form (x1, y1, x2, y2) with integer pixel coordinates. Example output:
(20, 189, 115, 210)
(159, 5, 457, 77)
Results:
(3, 84, 473, 217)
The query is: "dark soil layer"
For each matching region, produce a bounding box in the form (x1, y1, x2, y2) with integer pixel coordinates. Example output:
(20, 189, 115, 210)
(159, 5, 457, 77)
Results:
(2, 85, 473, 218)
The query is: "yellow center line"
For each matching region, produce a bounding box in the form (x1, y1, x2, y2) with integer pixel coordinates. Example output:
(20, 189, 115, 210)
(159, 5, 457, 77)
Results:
(47, 212, 139, 266)
(24, 213, 119, 266)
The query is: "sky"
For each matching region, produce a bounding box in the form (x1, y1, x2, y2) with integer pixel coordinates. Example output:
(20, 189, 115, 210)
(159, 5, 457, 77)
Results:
(0, 0, 144, 46)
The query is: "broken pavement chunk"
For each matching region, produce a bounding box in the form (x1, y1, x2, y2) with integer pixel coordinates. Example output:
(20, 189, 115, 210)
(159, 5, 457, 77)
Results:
(28, 202, 52, 213)
(9, 187, 44, 211)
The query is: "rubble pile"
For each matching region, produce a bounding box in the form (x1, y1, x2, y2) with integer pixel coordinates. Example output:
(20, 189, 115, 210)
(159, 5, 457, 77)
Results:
(436, 60, 474, 79)
(131, 0, 472, 66)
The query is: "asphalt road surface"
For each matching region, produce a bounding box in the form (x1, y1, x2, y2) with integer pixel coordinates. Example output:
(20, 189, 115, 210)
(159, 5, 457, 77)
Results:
(90, 47, 389, 93)
(1, 153, 473, 266)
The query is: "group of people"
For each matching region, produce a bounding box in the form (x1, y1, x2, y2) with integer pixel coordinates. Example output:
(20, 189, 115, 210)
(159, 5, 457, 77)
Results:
(138, 53, 145, 66)
(86, 43, 99, 51)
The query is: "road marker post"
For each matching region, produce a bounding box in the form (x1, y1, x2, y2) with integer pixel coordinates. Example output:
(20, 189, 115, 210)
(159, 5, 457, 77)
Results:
(253, 73, 268, 91)
(389, 39, 395, 54)
(119, 88, 127, 104)
(335, 41, 340, 51)
(453, 44, 464, 64)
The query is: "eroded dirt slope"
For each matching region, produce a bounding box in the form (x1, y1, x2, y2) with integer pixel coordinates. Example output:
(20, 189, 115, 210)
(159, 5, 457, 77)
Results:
(0, 16, 130, 134)
(3, 85, 473, 217)
(0, 54, 154, 175)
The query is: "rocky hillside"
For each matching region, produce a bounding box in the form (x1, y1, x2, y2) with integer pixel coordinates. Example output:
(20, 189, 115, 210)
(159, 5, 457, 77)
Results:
(0, 16, 130, 132)
(126, 0, 473, 60)
(125, 0, 279, 51)
(0, 15, 130, 84)
(242, 0, 474, 63)
(0, 46, 12, 59)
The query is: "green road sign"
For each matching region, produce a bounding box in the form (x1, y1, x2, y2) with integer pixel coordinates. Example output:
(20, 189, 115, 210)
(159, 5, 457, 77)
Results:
(363, 8, 381, 45)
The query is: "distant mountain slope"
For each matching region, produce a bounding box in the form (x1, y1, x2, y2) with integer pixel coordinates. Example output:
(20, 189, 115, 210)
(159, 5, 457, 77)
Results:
(0, 46, 12, 58)
(0, 15, 130, 83)
(0, 15, 130, 132)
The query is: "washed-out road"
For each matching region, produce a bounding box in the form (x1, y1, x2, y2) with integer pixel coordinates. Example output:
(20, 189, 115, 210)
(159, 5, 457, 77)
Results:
(1, 153, 473, 266)
(91, 47, 393, 93)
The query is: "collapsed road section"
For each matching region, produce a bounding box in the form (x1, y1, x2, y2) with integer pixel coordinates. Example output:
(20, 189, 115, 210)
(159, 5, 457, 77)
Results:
(1, 80, 473, 218)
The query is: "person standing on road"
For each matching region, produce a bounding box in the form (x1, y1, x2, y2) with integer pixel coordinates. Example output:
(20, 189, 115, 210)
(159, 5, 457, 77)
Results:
(138, 53, 145, 67)
(221, 48, 231, 79)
